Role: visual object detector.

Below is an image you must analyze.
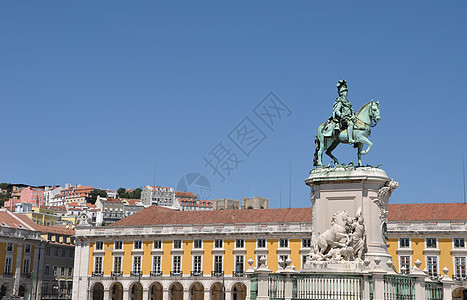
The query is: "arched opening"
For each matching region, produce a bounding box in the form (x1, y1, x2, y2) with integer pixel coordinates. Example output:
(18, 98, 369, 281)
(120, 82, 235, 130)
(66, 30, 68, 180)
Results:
(92, 282, 104, 300)
(169, 282, 183, 300)
(130, 282, 143, 300)
(0, 285, 6, 299)
(231, 283, 246, 300)
(190, 282, 204, 300)
(210, 283, 223, 300)
(18, 285, 25, 298)
(110, 282, 124, 300)
(149, 282, 163, 300)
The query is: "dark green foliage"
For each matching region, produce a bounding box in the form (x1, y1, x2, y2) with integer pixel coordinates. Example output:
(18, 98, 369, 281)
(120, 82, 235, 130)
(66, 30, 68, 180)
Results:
(89, 189, 108, 204)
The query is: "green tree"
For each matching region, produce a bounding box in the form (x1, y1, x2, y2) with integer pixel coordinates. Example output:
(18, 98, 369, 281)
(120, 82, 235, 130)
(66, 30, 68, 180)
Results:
(117, 188, 126, 198)
(130, 188, 142, 199)
(89, 189, 108, 204)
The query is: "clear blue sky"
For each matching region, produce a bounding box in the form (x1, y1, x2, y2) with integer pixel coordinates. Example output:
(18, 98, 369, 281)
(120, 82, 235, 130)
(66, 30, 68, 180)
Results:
(2, 1, 466, 208)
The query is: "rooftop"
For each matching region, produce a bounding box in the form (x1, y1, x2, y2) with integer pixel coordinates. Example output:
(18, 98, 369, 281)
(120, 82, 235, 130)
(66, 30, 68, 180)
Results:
(110, 203, 467, 227)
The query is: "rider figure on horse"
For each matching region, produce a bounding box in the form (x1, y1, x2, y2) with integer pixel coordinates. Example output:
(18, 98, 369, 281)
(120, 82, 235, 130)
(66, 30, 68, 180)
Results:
(332, 80, 356, 143)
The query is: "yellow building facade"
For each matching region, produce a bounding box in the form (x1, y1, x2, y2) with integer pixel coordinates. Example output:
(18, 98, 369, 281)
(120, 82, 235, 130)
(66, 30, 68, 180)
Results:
(73, 203, 467, 300)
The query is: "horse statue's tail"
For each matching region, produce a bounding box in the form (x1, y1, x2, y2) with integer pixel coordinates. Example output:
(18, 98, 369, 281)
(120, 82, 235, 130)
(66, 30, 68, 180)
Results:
(313, 136, 319, 167)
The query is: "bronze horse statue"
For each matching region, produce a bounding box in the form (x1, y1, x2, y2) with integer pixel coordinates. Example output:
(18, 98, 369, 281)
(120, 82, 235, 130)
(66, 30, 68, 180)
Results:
(313, 101, 381, 167)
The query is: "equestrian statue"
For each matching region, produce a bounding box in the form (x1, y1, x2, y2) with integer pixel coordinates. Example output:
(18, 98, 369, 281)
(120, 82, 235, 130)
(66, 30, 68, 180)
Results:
(313, 80, 381, 167)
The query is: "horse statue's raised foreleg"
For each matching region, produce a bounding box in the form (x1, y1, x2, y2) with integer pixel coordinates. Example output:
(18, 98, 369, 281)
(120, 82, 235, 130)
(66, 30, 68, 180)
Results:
(358, 135, 373, 155)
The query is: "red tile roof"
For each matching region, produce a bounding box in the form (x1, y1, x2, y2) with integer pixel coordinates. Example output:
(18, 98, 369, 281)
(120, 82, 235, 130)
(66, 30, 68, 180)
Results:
(175, 191, 197, 198)
(387, 203, 467, 221)
(110, 203, 467, 227)
(111, 206, 312, 227)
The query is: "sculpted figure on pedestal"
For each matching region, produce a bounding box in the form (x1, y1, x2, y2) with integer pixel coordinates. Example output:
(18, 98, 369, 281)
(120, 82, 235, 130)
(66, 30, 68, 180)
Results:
(310, 208, 366, 262)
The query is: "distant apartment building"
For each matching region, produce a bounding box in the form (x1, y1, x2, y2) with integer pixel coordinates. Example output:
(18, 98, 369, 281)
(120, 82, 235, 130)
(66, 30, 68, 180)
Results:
(50, 185, 94, 207)
(20, 186, 45, 206)
(44, 186, 63, 206)
(95, 197, 144, 225)
(141, 186, 179, 209)
(175, 191, 213, 211)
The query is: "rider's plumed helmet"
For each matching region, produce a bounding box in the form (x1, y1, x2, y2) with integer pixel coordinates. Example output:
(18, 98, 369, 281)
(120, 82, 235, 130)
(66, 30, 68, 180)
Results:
(337, 80, 348, 95)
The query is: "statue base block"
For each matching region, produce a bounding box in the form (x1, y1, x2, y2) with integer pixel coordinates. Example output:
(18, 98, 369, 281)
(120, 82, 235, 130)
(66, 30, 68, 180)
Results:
(305, 166, 398, 270)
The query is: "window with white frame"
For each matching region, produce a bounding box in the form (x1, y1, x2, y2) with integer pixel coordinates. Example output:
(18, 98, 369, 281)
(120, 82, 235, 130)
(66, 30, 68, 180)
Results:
(279, 238, 289, 248)
(193, 239, 202, 249)
(7, 243, 13, 252)
(133, 256, 142, 273)
(302, 238, 311, 248)
(4, 257, 12, 274)
(173, 240, 182, 249)
(53, 265, 58, 276)
(46, 247, 51, 256)
(68, 266, 73, 277)
(400, 256, 411, 274)
(257, 239, 266, 248)
(95, 241, 103, 250)
(214, 239, 223, 248)
(214, 255, 223, 273)
(173, 256, 181, 273)
(236, 239, 244, 248)
(114, 257, 122, 273)
(134, 241, 142, 249)
(235, 255, 244, 273)
(399, 238, 410, 248)
(42, 283, 48, 295)
(426, 238, 437, 248)
(54, 248, 59, 257)
(454, 257, 466, 279)
(114, 241, 123, 250)
(154, 240, 162, 249)
(427, 256, 438, 277)
(454, 238, 465, 249)
(153, 256, 162, 273)
(94, 257, 103, 274)
(22, 258, 30, 274)
(193, 256, 202, 273)
(61, 266, 65, 276)
(24, 244, 31, 253)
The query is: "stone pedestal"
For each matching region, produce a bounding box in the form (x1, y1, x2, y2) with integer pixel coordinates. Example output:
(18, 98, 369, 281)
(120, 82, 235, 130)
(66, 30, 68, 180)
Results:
(305, 167, 398, 270)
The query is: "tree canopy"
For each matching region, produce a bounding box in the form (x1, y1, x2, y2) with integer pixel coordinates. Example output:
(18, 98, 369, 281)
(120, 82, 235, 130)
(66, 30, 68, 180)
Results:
(117, 187, 142, 199)
(89, 189, 108, 204)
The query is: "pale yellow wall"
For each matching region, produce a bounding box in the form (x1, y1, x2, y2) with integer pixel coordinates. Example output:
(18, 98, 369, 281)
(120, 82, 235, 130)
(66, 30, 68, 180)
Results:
(122, 241, 133, 274)
(224, 239, 234, 274)
(290, 239, 301, 270)
(245, 239, 256, 270)
(439, 238, 453, 272)
(88, 242, 95, 275)
(268, 239, 278, 272)
(103, 242, 113, 275)
(162, 240, 171, 275)
(182, 240, 191, 274)
(204, 239, 213, 274)
(387, 238, 398, 270)
(143, 240, 152, 274)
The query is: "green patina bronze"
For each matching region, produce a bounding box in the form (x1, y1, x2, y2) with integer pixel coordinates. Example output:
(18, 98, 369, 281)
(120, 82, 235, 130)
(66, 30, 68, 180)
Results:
(313, 80, 381, 167)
